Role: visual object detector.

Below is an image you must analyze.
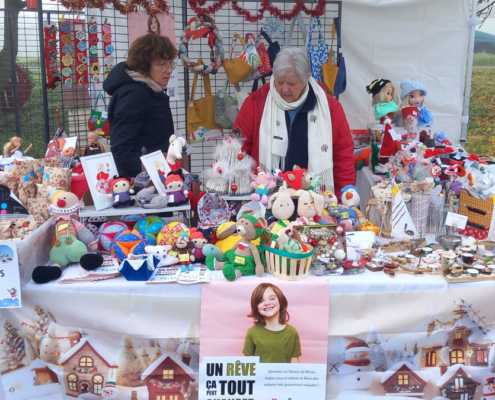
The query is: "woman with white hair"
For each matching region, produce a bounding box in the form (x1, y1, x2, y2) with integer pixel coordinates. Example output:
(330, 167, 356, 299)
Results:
(233, 47, 355, 197)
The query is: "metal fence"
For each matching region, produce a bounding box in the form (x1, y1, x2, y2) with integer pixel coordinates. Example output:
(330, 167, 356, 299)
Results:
(0, 0, 342, 175)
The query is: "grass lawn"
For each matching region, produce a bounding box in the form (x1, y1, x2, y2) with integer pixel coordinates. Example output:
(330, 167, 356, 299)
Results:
(465, 67, 495, 156)
(473, 52, 495, 66)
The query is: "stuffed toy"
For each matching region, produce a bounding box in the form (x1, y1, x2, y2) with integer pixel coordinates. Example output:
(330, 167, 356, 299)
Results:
(134, 216, 166, 245)
(366, 78, 399, 122)
(157, 222, 190, 245)
(190, 228, 208, 263)
(266, 185, 297, 234)
(166, 134, 186, 172)
(98, 221, 128, 252)
(339, 185, 366, 231)
(145, 245, 179, 267)
(399, 78, 433, 127)
(165, 171, 189, 207)
(206, 210, 267, 281)
(250, 167, 276, 205)
(203, 244, 223, 261)
(294, 189, 324, 224)
(108, 176, 135, 208)
(277, 166, 313, 193)
(323, 191, 341, 218)
(135, 186, 168, 209)
(110, 229, 150, 262)
(32, 190, 101, 284)
(172, 232, 195, 271)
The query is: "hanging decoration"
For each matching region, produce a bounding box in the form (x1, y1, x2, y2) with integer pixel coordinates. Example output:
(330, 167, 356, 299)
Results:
(178, 15, 224, 75)
(187, 0, 229, 16)
(230, 0, 327, 22)
(59, 16, 73, 88)
(58, 0, 169, 15)
(102, 19, 114, 79)
(263, 16, 285, 38)
(74, 18, 89, 85)
(44, 18, 60, 90)
(88, 17, 100, 84)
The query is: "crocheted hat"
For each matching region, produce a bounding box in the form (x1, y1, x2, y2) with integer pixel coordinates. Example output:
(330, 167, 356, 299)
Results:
(400, 78, 427, 100)
(366, 78, 391, 97)
(238, 214, 263, 238)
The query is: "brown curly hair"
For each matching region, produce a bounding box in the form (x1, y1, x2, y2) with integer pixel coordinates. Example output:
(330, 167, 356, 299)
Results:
(126, 34, 177, 76)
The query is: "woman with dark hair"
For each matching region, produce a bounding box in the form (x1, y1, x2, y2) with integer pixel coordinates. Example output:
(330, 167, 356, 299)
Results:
(103, 34, 176, 178)
(147, 14, 161, 35)
(243, 282, 301, 363)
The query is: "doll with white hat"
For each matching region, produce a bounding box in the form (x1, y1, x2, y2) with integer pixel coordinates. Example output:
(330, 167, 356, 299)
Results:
(398, 78, 433, 127)
(366, 78, 399, 123)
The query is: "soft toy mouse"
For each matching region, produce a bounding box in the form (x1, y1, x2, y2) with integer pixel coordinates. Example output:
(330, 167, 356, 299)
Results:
(206, 210, 267, 281)
(32, 190, 102, 284)
(165, 171, 189, 207)
(172, 232, 195, 271)
(144, 245, 179, 267)
(190, 228, 208, 263)
(250, 167, 276, 205)
(166, 134, 186, 172)
(108, 176, 135, 208)
(339, 185, 366, 231)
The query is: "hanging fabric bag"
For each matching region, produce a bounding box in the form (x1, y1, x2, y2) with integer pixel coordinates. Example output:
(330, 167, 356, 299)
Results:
(307, 17, 329, 83)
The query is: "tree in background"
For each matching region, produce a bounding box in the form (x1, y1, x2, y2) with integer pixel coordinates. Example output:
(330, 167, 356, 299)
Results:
(116, 336, 144, 387)
(479, 0, 495, 26)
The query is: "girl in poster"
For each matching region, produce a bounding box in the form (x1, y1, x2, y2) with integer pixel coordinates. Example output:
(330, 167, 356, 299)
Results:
(243, 282, 301, 363)
(147, 15, 161, 35)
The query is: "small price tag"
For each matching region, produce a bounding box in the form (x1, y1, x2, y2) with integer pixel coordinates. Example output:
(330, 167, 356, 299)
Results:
(391, 185, 399, 196)
(101, 111, 108, 119)
(445, 212, 468, 230)
(168, 195, 175, 203)
(234, 256, 245, 265)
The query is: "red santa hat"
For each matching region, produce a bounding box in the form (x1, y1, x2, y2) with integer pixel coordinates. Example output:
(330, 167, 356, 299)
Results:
(345, 341, 369, 352)
(378, 123, 400, 164)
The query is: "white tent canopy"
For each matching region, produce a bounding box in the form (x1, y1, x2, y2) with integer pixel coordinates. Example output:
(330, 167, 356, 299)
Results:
(339, 0, 472, 143)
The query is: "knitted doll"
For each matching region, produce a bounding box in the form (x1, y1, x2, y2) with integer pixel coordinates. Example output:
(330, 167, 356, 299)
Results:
(293, 189, 324, 225)
(108, 176, 135, 208)
(250, 167, 277, 205)
(339, 185, 366, 231)
(366, 78, 399, 123)
(165, 170, 189, 206)
(190, 228, 208, 263)
(4, 137, 32, 158)
(398, 79, 433, 127)
(84, 132, 109, 156)
(266, 186, 296, 235)
(172, 233, 195, 272)
(205, 210, 267, 281)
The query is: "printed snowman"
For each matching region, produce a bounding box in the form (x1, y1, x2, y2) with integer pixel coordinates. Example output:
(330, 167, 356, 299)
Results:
(101, 380, 119, 399)
(336, 341, 376, 398)
(484, 377, 495, 399)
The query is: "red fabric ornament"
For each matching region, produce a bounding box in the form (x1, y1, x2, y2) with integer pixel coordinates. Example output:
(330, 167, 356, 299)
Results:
(88, 19, 100, 84)
(102, 21, 114, 79)
(74, 21, 89, 85)
(231, 0, 326, 22)
(44, 22, 60, 90)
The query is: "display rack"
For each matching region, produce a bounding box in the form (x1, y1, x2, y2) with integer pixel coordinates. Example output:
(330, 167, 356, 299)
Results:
(80, 202, 191, 220)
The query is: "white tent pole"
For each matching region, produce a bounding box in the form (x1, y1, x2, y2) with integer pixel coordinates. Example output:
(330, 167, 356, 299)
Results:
(460, 0, 478, 146)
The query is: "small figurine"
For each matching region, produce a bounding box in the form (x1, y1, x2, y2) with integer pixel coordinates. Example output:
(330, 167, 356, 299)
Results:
(366, 78, 399, 123)
(339, 185, 366, 231)
(206, 210, 268, 281)
(323, 190, 341, 218)
(190, 228, 208, 263)
(108, 176, 135, 208)
(4, 136, 32, 158)
(398, 79, 433, 127)
(145, 245, 179, 267)
(250, 167, 277, 205)
(165, 170, 189, 206)
(135, 186, 168, 209)
(84, 132, 109, 156)
(172, 233, 195, 271)
(166, 134, 186, 172)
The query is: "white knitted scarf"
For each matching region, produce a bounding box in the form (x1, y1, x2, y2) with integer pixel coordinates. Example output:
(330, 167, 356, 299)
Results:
(259, 76, 334, 190)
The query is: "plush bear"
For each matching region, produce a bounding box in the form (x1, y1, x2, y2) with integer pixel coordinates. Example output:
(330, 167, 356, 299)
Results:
(32, 190, 102, 284)
(144, 245, 179, 267)
(108, 176, 135, 208)
(172, 233, 195, 271)
(135, 186, 168, 209)
(206, 210, 267, 281)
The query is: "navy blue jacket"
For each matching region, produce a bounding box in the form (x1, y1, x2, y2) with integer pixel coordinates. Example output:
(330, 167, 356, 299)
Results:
(103, 62, 174, 178)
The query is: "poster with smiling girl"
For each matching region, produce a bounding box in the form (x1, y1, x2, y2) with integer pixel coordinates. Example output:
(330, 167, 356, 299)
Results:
(199, 278, 329, 400)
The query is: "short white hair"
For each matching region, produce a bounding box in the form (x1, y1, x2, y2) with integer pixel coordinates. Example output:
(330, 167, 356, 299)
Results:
(272, 47, 311, 83)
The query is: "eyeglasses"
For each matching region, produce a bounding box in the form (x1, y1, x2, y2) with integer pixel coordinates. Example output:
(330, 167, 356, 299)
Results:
(153, 61, 177, 71)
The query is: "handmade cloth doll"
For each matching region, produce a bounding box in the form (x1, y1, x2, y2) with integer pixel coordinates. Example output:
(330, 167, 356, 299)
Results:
(84, 132, 109, 156)
(206, 210, 268, 281)
(320, 190, 340, 224)
(190, 228, 208, 263)
(266, 185, 296, 234)
(32, 191, 101, 283)
(294, 189, 325, 224)
(108, 176, 135, 208)
(366, 78, 399, 122)
(398, 79, 433, 127)
(166, 134, 186, 172)
(135, 186, 168, 209)
(165, 170, 189, 206)
(278, 166, 315, 193)
(339, 185, 366, 231)
(172, 232, 195, 271)
(145, 245, 179, 267)
(4, 137, 32, 158)
(250, 167, 277, 205)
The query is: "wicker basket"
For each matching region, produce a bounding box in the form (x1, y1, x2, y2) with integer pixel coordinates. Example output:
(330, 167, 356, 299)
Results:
(261, 243, 314, 281)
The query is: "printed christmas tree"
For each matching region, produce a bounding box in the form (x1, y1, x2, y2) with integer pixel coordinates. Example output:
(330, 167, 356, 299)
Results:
(116, 336, 145, 387)
(0, 320, 26, 373)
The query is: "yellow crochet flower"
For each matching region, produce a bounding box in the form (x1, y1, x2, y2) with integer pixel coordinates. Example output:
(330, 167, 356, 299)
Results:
(61, 34, 71, 45)
(91, 62, 101, 75)
(62, 54, 73, 66)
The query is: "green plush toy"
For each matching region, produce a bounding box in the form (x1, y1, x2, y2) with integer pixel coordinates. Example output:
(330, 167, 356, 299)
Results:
(206, 210, 267, 281)
(282, 238, 303, 254)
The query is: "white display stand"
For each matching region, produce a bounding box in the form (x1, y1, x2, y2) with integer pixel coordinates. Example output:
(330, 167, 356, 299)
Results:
(80, 202, 191, 220)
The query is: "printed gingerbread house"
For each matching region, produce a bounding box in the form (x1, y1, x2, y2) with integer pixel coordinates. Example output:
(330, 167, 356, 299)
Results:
(381, 361, 427, 398)
(59, 331, 117, 398)
(141, 352, 195, 400)
(436, 364, 482, 399)
(419, 300, 493, 368)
